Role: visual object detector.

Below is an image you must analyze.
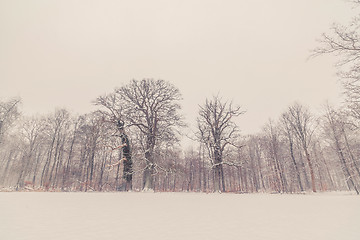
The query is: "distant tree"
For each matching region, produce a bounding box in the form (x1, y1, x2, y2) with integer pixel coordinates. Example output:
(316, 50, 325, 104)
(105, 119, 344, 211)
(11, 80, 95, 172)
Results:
(246, 135, 266, 192)
(15, 116, 45, 189)
(61, 116, 81, 191)
(196, 95, 244, 192)
(0, 98, 21, 144)
(263, 120, 288, 193)
(40, 109, 72, 189)
(76, 112, 107, 191)
(282, 103, 317, 192)
(0, 98, 21, 185)
(322, 105, 359, 194)
(281, 113, 304, 192)
(95, 79, 184, 191)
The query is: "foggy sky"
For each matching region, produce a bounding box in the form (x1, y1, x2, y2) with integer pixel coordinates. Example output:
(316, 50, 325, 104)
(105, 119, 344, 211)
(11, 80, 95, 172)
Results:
(0, 0, 355, 135)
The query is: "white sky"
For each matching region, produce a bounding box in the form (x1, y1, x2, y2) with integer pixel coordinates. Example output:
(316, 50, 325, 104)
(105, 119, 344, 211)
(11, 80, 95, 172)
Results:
(0, 0, 355, 135)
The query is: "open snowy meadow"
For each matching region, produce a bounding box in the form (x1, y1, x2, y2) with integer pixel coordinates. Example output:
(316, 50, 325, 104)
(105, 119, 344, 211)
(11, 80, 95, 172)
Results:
(1, 192, 359, 240)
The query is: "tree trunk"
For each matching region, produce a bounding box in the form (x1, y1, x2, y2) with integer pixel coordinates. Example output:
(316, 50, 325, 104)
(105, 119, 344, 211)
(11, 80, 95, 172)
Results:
(304, 148, 316, 192)
(143, 149, 155, 191)
(333, 135, 359, 194)
(342, 128, 360, 178)
(289, 138, 304, 192)
(62, 127, 77, 190)
(212, 144, 225, 192)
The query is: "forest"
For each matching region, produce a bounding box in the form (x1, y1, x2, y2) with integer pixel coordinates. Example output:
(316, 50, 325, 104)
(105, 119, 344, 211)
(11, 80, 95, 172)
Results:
(1, 76, 359, 194)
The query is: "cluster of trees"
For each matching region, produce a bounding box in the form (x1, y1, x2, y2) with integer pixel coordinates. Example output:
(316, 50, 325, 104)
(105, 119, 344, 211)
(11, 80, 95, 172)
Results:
(182, 100, 360, 194)
(0, 80, 359, 193)
(1, 1, 360, 193)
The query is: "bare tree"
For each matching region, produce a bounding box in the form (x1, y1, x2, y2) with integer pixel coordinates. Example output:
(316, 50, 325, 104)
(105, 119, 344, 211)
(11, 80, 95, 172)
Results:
(281, 113, 304, 192)
(95, 79, 184, 191)
(61, 116, 81, 190)
(0, 98, 21, 185)
(77, 113, 105, 191)
(322, 105, 359, 194)
(313, 2, 360, 122)
(196, 95, 244, 192)
(15, 116, 45, 189)
(0, 98, 21, 145)
(40, 109, 72, 189)
(263, 120, 288, 193)
(282, 103, 317, 192)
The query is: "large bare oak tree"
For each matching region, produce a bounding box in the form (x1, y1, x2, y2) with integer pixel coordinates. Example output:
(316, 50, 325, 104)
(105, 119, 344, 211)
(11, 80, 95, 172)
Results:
(95, 79, 184, 191)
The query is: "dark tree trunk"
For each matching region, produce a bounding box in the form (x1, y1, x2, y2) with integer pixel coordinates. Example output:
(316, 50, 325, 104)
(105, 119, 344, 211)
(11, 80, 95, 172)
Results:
(143, 140, 155, 190)
(289, 140, 304, 192)
(304, 148, 316, 193)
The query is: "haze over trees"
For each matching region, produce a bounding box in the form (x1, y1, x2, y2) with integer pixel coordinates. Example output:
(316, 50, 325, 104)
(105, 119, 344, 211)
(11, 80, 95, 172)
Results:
(1, 77, 359, 193)
(0, 98, 21, 145)
(1, 2, 360, 194)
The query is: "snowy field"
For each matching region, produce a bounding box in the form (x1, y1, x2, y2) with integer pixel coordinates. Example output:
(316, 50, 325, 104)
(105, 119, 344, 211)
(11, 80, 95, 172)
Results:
(1, 192, 359, 240)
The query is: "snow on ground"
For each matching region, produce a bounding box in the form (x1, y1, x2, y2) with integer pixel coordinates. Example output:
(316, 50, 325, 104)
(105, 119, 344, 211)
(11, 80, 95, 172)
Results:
(1, 192, 359, 240)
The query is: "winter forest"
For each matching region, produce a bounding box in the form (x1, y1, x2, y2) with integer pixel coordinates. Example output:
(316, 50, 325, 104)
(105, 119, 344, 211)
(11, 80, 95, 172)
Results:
(3, 65, 360, 193)
(1, 78, 360, 194)
(1, 3, 360, 195)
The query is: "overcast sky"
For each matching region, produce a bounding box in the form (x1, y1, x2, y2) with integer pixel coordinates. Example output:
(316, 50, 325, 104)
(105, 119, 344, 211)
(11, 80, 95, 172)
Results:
(0, 0, 355, 136)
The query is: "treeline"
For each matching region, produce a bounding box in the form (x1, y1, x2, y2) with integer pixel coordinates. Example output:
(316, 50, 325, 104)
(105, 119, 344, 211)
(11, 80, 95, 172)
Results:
(0, 80, 359, 193)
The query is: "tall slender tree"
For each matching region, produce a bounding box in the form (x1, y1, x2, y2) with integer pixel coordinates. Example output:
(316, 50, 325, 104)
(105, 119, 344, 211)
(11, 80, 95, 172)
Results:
(281, 113, 304, 192)
(282, 103, 317, 192)
(196, 95, 244, 192)
(323, 105, 359, 194)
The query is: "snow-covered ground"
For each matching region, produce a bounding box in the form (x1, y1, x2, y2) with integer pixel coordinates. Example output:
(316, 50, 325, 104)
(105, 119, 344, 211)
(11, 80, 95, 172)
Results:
(1, 192, 359, 240)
